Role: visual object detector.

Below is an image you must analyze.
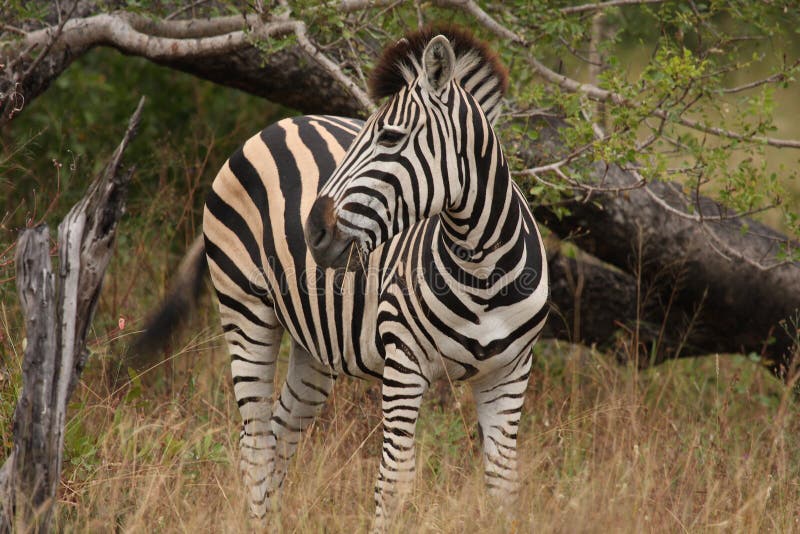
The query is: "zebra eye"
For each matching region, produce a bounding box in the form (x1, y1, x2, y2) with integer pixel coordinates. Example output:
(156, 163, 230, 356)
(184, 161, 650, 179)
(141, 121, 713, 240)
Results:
(376, 129, 405, 148)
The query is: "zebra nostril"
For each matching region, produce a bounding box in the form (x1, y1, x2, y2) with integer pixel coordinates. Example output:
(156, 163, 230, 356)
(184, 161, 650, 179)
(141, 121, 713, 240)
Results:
(311, 227, 329, 249)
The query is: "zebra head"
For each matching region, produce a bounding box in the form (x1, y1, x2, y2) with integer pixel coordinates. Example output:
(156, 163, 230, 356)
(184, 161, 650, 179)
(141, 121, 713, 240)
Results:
(305, 26, 508, 269)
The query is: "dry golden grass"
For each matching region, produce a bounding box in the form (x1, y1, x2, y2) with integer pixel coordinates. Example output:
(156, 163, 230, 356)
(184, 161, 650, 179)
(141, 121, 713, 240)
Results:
(6, 323, 791, 534)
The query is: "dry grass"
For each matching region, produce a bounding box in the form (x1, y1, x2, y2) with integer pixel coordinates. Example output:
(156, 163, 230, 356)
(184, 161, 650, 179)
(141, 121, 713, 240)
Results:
(4, 321, 792, 533)
(2, 152, 798, 532)
(1, 210, 799, 533)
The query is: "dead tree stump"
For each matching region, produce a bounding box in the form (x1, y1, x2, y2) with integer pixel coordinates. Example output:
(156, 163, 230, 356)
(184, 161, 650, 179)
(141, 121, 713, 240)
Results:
(0, 97, 145, 533)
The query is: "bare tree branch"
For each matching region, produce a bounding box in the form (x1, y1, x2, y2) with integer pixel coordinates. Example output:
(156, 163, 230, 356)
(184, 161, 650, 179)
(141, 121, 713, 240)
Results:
(719, 59, 800, 94)
(16, 13, 288, 60)
(560, 0, 670, 15)
(289, 19, 375, 113)
(0, 8, 377, 124)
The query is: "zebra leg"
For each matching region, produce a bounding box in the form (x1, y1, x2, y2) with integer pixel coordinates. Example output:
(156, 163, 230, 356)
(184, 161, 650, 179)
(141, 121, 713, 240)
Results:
(373, 350, 428, 532)
(270, 340, 337, 494)
(471, 349, 534, 502)
(222, 301, 284, 518)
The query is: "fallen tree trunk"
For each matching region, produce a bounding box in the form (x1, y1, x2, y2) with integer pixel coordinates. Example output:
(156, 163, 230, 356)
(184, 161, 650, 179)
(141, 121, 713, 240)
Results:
(545, 252, 676, 364)
(530, 115, 800, 378)
(0, 98, 143, 533)
(546, 252, 734, 366)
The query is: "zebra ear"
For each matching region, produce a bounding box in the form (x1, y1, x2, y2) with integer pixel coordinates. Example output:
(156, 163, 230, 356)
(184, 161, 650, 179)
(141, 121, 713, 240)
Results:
(422, 35, 456, 94)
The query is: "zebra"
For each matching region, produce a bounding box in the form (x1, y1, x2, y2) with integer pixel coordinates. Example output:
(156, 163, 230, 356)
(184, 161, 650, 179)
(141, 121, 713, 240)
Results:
(137, 25, 549, 529)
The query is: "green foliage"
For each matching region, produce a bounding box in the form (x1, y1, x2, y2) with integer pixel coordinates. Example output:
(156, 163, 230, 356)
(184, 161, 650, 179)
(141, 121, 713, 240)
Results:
(0, 0, 49, 23)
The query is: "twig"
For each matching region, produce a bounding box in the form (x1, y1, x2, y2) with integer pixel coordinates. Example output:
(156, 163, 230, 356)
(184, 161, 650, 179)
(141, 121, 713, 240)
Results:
(165, 0, 212, 21)
(20, 0, 78, 81)
(516, 160, 648, 195)
(433, 0, 524, 43)
(526, 52, 800, 149)
(337, 0, 397, 10)
(289, 20, 375, 113)
(560, 0, 669, 15)
(1, 24, 26, 36)
(719, 63, 798, 94)
(414, 0, 424, 28)
(700, 221, 794, 272)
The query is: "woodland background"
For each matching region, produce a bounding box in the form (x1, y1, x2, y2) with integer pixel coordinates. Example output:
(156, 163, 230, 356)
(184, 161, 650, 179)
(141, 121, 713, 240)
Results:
(1, 1, 800, 531)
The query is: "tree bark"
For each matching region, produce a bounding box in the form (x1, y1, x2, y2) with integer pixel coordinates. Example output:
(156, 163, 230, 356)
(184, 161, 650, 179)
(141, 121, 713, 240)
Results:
(529, 115, 800, 377)
(547, 252, 721, 366)
(0, 98, 143, 532)
(154, 46, 365, 118)
(0, 227, 56, 533)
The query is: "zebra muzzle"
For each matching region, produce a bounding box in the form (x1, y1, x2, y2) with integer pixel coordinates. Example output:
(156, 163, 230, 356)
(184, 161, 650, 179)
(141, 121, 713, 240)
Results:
(305, 195, 357, 270)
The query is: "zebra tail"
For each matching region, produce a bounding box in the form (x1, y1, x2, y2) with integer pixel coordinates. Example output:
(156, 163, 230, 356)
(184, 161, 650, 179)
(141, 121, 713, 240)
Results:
(126, 234, 208, 371)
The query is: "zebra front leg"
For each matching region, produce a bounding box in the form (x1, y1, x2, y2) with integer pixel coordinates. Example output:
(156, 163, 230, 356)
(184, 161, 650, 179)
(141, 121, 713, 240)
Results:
(270, 340, 336, 494)
(373, 350, 428, 533)
(471, 349, 533, 503)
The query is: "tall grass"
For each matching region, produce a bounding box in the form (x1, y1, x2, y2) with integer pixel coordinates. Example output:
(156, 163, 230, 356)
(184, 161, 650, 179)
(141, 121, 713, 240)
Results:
(6, 204, 798, 533)
(10, 315, 797, 532)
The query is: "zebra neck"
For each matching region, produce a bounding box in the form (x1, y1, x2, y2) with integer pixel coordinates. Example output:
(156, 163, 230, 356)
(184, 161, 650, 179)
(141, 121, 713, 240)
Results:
(438, 150, 522, 274)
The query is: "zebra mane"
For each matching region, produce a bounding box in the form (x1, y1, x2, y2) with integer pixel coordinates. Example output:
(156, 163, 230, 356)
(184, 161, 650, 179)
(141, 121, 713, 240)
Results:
(368, 25, 509, 121)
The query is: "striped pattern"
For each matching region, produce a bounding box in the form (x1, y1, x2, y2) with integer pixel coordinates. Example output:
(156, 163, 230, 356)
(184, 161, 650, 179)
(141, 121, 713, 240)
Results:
(203, 29, 548, 529)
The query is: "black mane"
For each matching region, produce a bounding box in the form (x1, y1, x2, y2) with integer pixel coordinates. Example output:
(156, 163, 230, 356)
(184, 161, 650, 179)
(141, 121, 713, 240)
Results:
(368, 25, 509, 101)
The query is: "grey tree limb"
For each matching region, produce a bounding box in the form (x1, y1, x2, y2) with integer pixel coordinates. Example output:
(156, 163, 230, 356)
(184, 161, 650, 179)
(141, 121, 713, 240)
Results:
(0, 97, 144, 533)
(0, 10, 370, 123)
